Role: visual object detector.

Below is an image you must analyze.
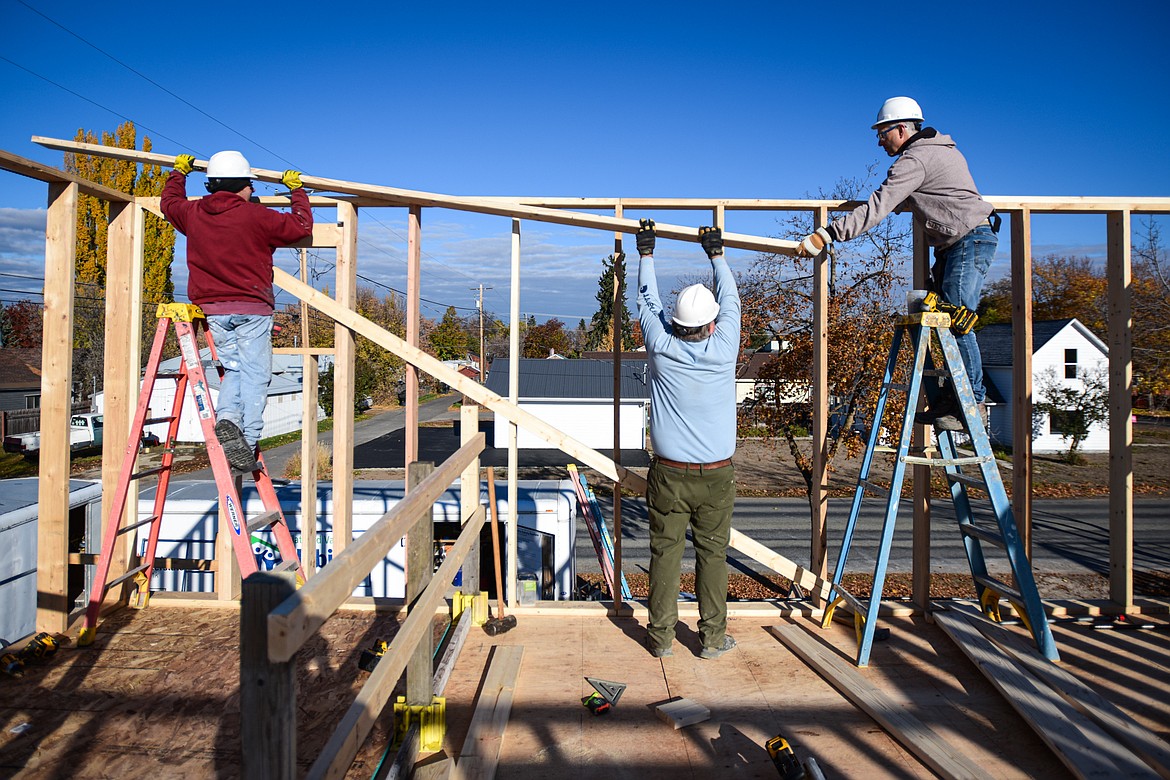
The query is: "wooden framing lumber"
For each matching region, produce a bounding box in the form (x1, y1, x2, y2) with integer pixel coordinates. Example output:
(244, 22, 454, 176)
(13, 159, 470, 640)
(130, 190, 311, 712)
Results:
(31, 137, 800, 255)
(451, 645, 524, 780)
(433, 607, 475, 697)
(1107, 210, 1135, 607)
(769, 623, 986, 780)
(944, 603, 1170, 778)
(240, 572, 298, 778)
(1010, 208, 1034, 553)
(654, 697, 711, 729)
(406, 461, 437, 705)
(306, 491, 487, 780)
(36, 181, 77, 633)
(272, 267, 647, 492)
(932, 609, 1157, 778)
(267, 434, 484, 661)
(276, 265, 823, 594)
(0, 148, 131, 201)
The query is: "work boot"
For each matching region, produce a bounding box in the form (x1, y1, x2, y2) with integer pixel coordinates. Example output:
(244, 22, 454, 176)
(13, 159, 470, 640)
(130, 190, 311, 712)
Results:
(914, 392, 960, 428)
(644, 634, 673, 658)
(699, 634, 736, 660)
(215, 419, 258, 472)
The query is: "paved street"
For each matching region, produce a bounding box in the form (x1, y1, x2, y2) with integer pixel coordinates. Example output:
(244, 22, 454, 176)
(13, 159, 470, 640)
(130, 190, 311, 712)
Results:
(170, 403, 1169, 580)
(580, 495, 1170, 578)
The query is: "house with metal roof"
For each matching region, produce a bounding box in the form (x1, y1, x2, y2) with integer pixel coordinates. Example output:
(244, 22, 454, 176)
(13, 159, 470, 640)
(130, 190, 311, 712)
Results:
(94, 350, 326, 444)
(484, 358, 650, 450)
(978, 318, 1109, 452)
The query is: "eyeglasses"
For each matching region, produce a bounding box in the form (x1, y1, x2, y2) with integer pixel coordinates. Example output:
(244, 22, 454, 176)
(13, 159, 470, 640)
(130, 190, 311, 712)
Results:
(877, 124, 903, 140)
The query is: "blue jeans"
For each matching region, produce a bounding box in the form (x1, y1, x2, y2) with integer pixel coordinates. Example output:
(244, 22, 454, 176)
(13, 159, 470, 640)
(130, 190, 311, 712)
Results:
(207, 314, 273, 446)
(932, 225, 997, 403)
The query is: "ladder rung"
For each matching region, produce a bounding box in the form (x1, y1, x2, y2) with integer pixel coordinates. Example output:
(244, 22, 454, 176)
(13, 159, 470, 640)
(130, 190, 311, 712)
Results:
(946, 472, 985, 488)
(106, 563, 151, 591)
(874, 445, 897, 454)
(858, 479, 889, 497)
(247, 510, 283, 533)
(115, 515, 159, 536)
(154, 372, 183, 380)
(143, 416, 174, 426)
(886, 382, 909, 393)
(131, 466, 168, 481)
(973, 573, 1023, 604)
(271, 559, 299, 574)
(960, 523, 1006, 548)
(902, 454, 990, 467)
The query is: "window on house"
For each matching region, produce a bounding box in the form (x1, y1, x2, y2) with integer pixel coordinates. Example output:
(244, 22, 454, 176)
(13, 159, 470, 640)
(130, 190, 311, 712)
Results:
(25, 394, 40, 409)
(1065, 348, 1078, 379)
(1050, 409, 1082, 435)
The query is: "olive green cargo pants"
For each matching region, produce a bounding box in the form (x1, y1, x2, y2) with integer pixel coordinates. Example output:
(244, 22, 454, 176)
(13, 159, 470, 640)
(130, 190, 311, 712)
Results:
(645, 461, 735, 651)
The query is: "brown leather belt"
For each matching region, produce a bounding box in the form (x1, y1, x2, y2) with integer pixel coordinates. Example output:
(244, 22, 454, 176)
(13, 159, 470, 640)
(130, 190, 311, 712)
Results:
(654, 456, 733, 471)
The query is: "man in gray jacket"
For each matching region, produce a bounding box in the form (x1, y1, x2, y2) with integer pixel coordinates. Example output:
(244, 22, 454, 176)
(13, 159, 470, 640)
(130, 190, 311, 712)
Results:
(797, 96, 998, 431)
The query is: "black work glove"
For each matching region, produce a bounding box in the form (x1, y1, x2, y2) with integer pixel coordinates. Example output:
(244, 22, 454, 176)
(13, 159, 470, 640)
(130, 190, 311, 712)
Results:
(699, 226, 723, 259)
(636, 218, 656, 257)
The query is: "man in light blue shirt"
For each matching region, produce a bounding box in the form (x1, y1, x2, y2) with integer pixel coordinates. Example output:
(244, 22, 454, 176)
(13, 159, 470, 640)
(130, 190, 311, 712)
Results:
(636, 219, 741, 660)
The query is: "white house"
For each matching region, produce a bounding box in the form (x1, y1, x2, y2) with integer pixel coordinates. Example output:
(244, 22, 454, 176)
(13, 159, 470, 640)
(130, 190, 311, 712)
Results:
(95, 351, 326, 445)
(484, 358, 649, 450)
(978, 318, 1109, 452)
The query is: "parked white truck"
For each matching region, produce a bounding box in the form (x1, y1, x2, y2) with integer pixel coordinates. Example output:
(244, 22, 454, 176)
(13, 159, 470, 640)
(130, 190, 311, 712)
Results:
(3, 412, 103, 455)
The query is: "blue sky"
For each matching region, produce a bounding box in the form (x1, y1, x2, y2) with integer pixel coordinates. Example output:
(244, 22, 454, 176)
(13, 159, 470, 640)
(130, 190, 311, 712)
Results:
(1, 0, 1168, 325)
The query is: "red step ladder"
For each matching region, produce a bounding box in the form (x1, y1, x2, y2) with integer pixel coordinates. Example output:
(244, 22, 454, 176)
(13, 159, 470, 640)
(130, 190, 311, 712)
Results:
(79, 303, 305, 646)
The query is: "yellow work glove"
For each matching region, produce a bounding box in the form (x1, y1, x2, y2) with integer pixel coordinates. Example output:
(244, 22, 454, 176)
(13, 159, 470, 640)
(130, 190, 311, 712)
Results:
(174, 154, 195, 175)
(281, 170, 303, 190)
(796, 227, 832, 257)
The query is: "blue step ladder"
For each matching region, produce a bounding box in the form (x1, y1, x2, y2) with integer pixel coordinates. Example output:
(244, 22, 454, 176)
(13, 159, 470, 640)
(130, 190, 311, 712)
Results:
(822, 310, 1058, 667)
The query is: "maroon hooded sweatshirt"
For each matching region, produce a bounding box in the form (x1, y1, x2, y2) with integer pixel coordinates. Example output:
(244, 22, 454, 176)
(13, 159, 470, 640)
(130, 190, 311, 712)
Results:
(161, 171, 313, 315)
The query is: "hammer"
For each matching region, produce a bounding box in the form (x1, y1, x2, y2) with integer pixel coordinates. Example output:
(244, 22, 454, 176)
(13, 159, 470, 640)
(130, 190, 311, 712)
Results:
(482, 468, 517, 636)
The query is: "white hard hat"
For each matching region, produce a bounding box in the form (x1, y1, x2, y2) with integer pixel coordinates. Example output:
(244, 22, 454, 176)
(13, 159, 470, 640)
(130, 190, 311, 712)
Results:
(672, 284, 720, 328)
(872, 96, 924, 129)
(206, 150, 253, 178)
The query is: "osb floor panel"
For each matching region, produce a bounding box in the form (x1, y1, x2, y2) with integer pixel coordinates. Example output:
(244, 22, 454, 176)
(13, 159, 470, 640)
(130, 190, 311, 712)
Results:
(3, 605, 1170, 779)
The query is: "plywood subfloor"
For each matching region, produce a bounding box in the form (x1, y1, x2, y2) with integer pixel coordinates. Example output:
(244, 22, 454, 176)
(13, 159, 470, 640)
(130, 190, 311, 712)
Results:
(439, 610, 1170, 779)
(2, 604, 1169, 779)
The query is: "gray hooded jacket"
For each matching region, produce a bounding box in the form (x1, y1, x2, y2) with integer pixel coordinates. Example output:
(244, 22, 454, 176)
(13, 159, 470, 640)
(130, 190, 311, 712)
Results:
(826, 129, 993, 249)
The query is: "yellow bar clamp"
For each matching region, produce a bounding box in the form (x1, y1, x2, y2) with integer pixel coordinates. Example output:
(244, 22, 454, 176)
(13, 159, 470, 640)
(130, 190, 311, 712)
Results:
(394, 695, 446, 752)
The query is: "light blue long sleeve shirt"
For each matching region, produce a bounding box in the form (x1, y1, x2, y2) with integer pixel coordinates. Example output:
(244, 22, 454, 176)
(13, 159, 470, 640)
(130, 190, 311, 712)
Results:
(637, 253, 741, 463)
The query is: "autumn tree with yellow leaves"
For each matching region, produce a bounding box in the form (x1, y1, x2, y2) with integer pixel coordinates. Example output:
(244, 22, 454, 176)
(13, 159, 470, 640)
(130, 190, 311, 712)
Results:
(64, 121, 174, 390)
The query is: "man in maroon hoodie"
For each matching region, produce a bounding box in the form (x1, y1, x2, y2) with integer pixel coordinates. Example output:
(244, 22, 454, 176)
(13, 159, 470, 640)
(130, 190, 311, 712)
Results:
(161, 151, 313, 471)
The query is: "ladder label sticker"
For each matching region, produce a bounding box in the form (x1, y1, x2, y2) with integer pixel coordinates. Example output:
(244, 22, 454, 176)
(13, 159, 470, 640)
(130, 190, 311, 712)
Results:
(178, 332, 200, 368)
(225, 494, 242, 535)
(192, 381, 212, 419)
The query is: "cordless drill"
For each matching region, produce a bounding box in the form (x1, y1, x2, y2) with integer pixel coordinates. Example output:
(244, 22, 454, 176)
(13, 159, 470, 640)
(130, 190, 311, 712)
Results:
(922, 291, 978, 335)
(765, 734, 805, 779)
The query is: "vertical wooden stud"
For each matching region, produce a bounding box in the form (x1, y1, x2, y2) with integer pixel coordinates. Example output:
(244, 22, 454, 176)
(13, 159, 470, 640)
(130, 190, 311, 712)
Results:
(299, 246, 319, 578)
(1010, 208, 1034, 553)
(406, 460, 435, 705)
(507, 219, 521, 608)
(241, 571, 297, 778)
(612, 202, 624, 612)
(36, 181, 78, 632)
(333, 202, 358, 553)
(1106, 210, 1134, 608)
(810, 206, 829, 584)
(911, 221, 932, 608)
(460, 403, 481, 594)
(406, 206, 422, 467)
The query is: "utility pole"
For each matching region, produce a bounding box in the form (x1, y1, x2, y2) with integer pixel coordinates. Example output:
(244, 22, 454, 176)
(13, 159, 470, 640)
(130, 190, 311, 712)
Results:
(472, 284, 493, 383)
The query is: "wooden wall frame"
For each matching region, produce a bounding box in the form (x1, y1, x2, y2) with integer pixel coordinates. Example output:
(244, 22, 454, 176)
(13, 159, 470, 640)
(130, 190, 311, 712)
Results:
(5, 140, 1170, 641)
